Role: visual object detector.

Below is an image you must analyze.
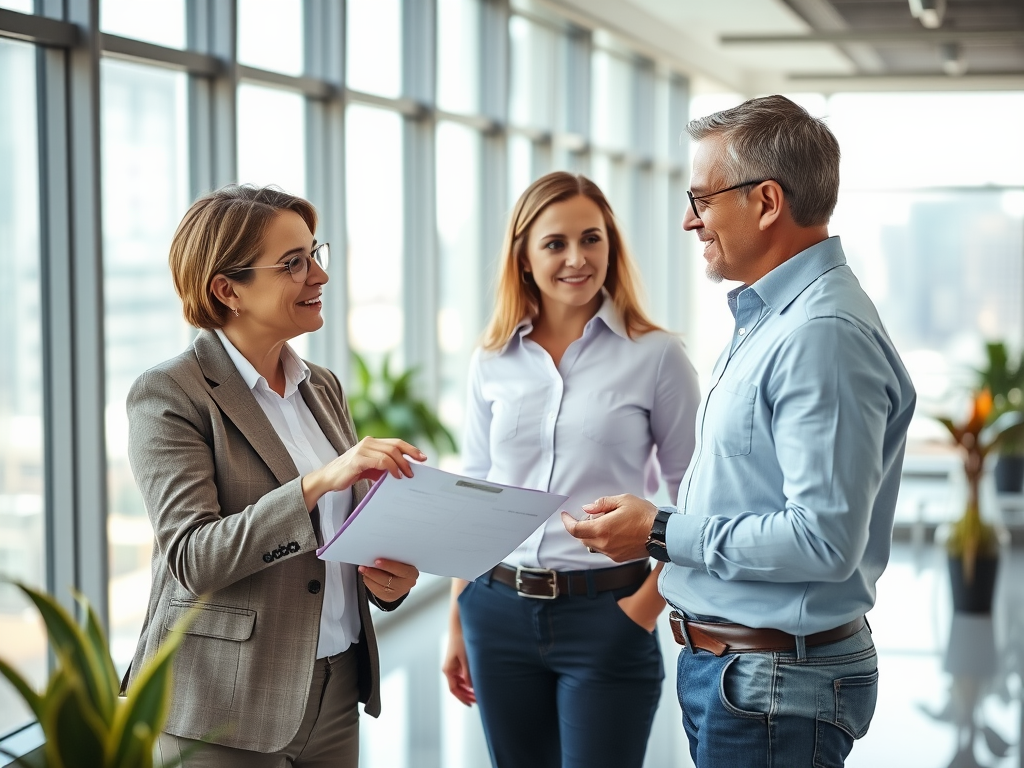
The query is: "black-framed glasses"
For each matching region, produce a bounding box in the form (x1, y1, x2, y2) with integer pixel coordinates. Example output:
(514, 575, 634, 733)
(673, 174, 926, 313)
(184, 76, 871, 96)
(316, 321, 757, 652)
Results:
(686, 179, 776, 218)
(233, 242, 330, 283)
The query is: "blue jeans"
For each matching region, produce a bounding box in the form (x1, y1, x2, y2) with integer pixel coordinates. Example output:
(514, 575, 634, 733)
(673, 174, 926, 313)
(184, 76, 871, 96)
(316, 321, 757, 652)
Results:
(458, 574, 664, 768)
(676, 624, 878, 768)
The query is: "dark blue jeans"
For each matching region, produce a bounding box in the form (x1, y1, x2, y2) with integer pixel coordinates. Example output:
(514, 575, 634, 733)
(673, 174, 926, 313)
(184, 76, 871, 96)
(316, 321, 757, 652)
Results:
(458, 574, 664, 768)
(676, 624, 878, 768)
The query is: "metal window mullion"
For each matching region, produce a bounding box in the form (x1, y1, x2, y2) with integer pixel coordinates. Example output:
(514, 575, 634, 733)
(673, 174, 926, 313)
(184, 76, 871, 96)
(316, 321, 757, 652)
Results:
(401, 0, 438, 403)
(303, 0, 347, 375)
(36, 43, 78, 620)
(557, 25, 590, 172)
(38, 0, 108, 623)
(479, 0, 509, 336)
(186, 0, 237, 197)
(630, 58, 656, 316)
(669, 74, 691, 335)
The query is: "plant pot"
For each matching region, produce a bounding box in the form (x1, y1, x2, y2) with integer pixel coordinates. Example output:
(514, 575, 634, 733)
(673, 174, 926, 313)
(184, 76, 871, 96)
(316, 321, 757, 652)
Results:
(948, 555, 999, 613)
(994, 455, 1024, 493)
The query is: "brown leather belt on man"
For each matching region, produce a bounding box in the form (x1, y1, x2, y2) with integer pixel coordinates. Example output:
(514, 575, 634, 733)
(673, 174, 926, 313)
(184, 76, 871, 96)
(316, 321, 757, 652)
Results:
(490, 560, 650, 599)
(669, 611, 867, 656)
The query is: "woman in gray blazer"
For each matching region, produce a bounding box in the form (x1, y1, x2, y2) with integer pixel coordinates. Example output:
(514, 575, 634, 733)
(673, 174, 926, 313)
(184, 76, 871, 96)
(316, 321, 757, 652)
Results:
(121, 184, 422, 767)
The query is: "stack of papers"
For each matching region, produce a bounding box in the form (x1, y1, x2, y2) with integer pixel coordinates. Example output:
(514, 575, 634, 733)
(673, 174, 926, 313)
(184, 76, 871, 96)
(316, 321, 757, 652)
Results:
(317, 465, 569, 581)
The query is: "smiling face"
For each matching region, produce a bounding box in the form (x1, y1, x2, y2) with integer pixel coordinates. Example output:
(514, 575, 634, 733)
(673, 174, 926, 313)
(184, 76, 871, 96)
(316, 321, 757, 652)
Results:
(523, 194, 610, 317)
(228, 209, 328, 343)
(683, 135, 763, 284)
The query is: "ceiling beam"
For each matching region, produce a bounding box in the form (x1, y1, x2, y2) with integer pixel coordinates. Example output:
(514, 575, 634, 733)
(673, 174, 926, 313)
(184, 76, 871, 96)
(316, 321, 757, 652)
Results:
(723, 29, 1024, 45)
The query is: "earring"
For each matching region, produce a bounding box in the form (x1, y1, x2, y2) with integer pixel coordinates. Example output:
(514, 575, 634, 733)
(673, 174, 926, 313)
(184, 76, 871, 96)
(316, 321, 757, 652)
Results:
(232, 307, 240, 318)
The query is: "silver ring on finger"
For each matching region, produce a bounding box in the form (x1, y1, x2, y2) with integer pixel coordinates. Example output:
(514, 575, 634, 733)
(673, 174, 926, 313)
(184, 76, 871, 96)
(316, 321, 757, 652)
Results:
(385, 575, 394, 593)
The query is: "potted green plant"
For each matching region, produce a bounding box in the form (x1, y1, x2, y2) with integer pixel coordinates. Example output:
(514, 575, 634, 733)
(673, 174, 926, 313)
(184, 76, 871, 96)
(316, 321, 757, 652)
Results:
(0, 582, 194, 768)
(976, 342, 1024, 493)
(935, 390, 1024, 612)
(347, 351, 457, 455)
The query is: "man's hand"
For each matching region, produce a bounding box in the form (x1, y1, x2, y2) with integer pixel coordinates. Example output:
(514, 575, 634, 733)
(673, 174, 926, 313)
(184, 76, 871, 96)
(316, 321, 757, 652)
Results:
(561, 494, 658, 562)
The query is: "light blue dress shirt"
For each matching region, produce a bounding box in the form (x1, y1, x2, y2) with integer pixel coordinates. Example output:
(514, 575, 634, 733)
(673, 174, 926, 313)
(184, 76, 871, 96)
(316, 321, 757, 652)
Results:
(661, 237, 917, 635)
(463, 295, 700, 571)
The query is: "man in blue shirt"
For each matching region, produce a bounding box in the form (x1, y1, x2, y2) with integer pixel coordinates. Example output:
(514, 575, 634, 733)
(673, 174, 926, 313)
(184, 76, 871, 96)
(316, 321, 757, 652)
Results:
(564, 95, 916, 767)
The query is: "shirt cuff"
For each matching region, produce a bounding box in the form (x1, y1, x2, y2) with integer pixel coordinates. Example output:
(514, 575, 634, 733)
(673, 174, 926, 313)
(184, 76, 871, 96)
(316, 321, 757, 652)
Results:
(665, 512, 707, 569)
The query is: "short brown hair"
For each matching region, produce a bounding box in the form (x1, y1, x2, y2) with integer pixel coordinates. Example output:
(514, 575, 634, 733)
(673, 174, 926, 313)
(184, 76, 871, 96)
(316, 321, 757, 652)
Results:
(686, 95, 840, 227)
(481, 172, 661, 351)
(169, 185, 318, 329)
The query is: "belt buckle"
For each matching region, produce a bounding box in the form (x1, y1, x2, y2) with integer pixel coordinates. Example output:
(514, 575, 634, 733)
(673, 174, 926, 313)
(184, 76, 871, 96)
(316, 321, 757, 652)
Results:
(515, 566, 559, 599)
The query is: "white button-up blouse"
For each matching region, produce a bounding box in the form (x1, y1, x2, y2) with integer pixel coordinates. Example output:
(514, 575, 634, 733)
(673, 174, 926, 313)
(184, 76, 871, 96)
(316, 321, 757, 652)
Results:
(215, 329, 359, 658)
(461, 298, 700, 571)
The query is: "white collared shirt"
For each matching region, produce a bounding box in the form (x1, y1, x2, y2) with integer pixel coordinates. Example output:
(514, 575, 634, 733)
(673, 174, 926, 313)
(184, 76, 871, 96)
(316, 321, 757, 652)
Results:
(215, 329, 359, 657)
(462, 297, 700, 571)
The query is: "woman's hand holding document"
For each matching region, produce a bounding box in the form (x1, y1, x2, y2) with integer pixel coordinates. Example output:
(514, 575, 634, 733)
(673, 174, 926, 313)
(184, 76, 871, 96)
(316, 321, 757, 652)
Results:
(317, 465, 568, 580)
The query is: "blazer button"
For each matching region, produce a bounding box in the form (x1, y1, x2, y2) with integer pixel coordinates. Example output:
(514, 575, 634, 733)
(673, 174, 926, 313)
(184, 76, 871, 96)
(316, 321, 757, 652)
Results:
(308, 580, 321, 594)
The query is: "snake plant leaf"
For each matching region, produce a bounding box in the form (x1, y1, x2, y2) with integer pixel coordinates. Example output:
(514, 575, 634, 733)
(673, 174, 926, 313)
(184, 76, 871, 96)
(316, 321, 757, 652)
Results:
(75, 591, 119, 712)
(16, 583, 114, 723)
(108, 607, 195, 768)
(42, 659, 108, 768)
(0, 656, 43, 722)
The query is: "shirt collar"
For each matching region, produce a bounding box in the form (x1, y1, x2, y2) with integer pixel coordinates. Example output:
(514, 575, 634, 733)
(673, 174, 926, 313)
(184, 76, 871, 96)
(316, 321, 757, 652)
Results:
(498, 289, 627, 355)
(741, 236, 847, 313)
(214, 328, 310, 397)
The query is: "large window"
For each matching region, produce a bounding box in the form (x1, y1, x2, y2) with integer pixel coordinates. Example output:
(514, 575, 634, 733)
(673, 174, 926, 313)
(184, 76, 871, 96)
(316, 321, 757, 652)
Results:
(436, 122, 483, 441)
(101, 59, 190, 672)
(0, 37, 45, 737)
(346, 105, 404, 363)
(0, 3, 694, 762)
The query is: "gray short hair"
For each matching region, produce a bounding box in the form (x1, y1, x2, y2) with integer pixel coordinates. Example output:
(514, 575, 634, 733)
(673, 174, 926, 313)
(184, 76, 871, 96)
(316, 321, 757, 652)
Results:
(686, 95, 840, 227)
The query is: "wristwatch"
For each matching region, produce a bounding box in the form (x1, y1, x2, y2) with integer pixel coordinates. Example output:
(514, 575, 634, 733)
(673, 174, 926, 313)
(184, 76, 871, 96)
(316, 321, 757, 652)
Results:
(645, 507, 673, 562)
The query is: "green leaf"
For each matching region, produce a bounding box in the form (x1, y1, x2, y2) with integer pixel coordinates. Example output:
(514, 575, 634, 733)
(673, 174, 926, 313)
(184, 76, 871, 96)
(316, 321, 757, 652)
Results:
(15, 583, 113, 723)
(75, 591, 119, 722)
(108, 608, 195, 768)
(50, 675, 109, 768)
(351, 351, 372, 392)
(0, 656, 43, 721)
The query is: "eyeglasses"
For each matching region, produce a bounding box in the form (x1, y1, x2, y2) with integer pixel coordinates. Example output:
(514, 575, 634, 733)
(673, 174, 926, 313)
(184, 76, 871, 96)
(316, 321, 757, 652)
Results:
(686, 180, 776, 219)
(232, 242, 330, 283)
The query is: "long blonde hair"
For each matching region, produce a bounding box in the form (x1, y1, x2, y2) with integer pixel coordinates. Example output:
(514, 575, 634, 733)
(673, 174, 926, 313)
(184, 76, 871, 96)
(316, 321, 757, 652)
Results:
(482, 172, 662, 351)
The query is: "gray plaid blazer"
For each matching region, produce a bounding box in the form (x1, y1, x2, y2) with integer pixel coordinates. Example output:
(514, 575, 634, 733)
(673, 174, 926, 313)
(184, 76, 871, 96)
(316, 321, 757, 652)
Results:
(121, 329, 391, 753)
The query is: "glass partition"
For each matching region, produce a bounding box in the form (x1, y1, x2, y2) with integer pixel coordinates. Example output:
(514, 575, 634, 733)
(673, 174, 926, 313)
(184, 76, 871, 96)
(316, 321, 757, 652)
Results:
(436, 122, 482, 442)
(101, 59, 190, 673)
(0, 38, 45, 737)
(346, 0, 402, 98)
(101, 0, 185, 49)
(237, 0, 304, 76)
(346, 105, 404, 364)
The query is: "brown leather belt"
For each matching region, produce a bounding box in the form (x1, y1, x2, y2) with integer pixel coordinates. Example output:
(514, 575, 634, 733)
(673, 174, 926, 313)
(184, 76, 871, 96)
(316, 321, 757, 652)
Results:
(669, 611, 866, 656)
(491, 560, 649, 599)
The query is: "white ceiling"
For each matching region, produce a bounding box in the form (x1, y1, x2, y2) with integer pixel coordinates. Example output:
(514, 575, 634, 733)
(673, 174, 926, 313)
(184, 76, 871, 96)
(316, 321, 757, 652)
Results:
(542, 0, 1024, 94)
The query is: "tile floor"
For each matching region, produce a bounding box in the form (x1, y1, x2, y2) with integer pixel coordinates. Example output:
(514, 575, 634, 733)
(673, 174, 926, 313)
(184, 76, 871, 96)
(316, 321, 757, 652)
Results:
(360, 540, 1024, 768)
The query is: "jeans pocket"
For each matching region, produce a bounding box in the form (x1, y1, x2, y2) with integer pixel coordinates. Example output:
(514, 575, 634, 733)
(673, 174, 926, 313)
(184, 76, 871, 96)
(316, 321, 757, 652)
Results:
(830, 670, 878, 739)
(718, 654, 769, 721)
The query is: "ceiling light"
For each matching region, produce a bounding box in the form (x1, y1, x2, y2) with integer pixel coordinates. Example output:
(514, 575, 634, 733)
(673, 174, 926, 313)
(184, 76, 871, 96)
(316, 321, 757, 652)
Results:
(940, 42, 968, 76)
(909, 0, 946, 29)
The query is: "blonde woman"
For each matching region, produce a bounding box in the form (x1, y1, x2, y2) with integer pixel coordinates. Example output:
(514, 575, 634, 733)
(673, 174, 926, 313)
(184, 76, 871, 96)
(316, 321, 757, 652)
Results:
(442, 172, 700, 768)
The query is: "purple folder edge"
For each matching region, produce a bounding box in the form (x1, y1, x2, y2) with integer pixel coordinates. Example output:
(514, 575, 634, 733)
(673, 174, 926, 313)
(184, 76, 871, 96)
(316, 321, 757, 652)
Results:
(316, 472, 389, 557)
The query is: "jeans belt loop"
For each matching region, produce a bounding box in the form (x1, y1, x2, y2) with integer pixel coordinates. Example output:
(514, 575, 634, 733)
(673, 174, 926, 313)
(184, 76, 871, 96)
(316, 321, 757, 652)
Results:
(678, 614, 698, 655)
(795, 634, 807, 660)
(585, 570, 597, 599)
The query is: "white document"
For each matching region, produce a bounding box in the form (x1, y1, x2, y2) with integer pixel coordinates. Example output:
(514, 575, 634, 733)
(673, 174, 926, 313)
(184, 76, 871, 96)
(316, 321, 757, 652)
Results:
(316, 465, 569, 581)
